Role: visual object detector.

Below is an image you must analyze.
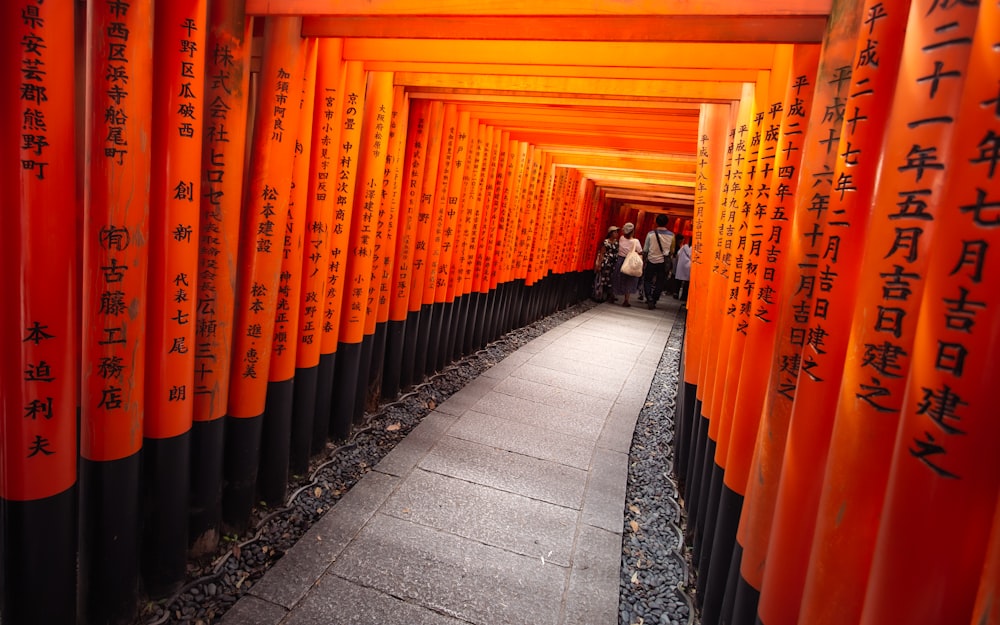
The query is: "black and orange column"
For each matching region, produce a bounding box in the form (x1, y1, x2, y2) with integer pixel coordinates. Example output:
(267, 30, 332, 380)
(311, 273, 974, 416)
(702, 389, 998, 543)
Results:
(389, 99, 430, 393)
(290, 38, 343, 471)
(311, 41, 348, 452)
(259, 40, 317, 504)
(453, 119, 485, 358)
(222, 17, 304, 532)
(404, 100, 445, 382)
(80, 0, 153, 620)
(143, 0, 207, 597)
(367, 87, 409, 405)
(859, 3, 997, 622)
(792, 0, 909, 622)
(0, 1, 77, 622)
(729, 43, 822, 625)
(190, 0, 252, 557)
(331, 69, 392, 434)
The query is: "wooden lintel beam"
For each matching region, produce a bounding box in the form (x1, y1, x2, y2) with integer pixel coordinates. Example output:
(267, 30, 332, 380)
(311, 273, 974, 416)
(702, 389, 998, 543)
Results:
(363, 61, 760, 83)
(395, 73, 745, 101)
(344, 39, 777, 71)
(301, 15, 827, 43)
(408, 92, 704, 110)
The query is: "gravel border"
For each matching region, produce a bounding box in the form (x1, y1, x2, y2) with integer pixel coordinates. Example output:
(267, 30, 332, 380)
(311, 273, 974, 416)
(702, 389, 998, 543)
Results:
(619, 307, 697, 625)
(142, 298, 601, 625)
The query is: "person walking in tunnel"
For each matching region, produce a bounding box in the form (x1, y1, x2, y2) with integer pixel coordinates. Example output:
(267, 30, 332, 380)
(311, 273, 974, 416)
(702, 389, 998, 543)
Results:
(641, 214, 676, 309)
(613, 222, 643, 307)
(592, 225, 620, 302)
(674, 235, 691, 302)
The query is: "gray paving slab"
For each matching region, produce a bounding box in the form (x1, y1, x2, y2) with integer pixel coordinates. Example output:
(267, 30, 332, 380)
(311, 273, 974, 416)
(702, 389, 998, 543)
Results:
(435, 375, 501, 416)
(597, 401, 647, 454)
(492, 375, 614, 418)
(581, 446, 630, 534)
(470, 390, 607, 440)
(375, 411, 459, 477)
(419, 435, 588, 508)
(562, 525, 623, 625)
(511, 363, 623, 401)
(283, 574, 467, 625)
(248, 471, 401, 609)
(383, 468, 578, 566)
(331, 513, 568, 625)
(526, 352, 632, 386)
(532, 342, 642, 368)
(448, 410, 594, 469)
(218, 595, 288, 625)
(573, 322, 658, 347)
(551, 334, 645, 360)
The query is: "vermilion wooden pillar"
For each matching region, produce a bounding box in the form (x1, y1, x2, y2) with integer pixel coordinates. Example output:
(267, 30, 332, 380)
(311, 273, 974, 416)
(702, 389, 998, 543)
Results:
(453, 119, 485, 357)
(730, 43, 822, 625)
(1, 1, 78, 622)
(331, 70, 392, 435)
(404, 100, 444, 382)
(796, 1, 911, 622)
(190, 0, 252, 557)
(312, 42, 348, 452)
(259, 39, 317, 505)
(387, 99, 430, 394)
(80, 0, 153, 620)
(367, 87, 409, 406)
(290, 38, 343, 472)
(143, 0, 208, 597)
(755, 2, 866, 623)
(323, 60, 365, 440)
(860, 3, 998, 622)
(222, 16, 304, 533)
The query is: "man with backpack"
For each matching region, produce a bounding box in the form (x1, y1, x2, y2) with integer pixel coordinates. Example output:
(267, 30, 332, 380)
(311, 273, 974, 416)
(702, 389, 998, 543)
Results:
(641, 214, 676, 309)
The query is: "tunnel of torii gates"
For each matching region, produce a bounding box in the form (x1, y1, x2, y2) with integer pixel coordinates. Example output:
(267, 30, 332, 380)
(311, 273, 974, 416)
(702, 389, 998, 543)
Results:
(1, 0, 999, 623)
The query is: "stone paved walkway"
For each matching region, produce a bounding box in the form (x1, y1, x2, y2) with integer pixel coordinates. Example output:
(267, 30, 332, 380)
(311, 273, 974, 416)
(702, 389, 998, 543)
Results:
(221, 301, 676, 625)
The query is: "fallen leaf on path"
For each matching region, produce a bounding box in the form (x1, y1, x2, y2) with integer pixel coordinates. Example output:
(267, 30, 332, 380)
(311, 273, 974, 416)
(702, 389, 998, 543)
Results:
(386, 422, 401, 432)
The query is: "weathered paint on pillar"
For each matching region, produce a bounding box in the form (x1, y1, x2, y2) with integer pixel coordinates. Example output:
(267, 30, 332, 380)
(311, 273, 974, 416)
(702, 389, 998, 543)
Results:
(143, 0, 208, 597)
(189, 0, 252, 556)
(222, 16, 305, 532)
(0, 1, 78, 621)
(860, 3, 998, 622)
(80, 0, 154, 620)
(797, 1, 912, 621)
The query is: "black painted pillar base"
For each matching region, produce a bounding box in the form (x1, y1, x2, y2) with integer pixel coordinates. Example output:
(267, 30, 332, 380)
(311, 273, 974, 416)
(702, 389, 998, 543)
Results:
(189, 417, 224, 557)
(259, 378, 294, 506)
(400, 308, 421, 389)
(141, 431, 190, 598)
(312, 352, 336, 454)
(426, 301, 445, 376)
(222, 414, 264, 534)
(382, 319, 407, 400)
(702, 483, 744, 625)
(472, 290, 490, 349)
(290, 365, 319, 475)
(719, 539, 744, 625)
(79, 453, 141, 625)
(694, 438, 719, 566)
(331, 341, 363, 440)
(685, 403, 708, 545)
(452, 293, 470, 360)
(487, 284, 503, 342)
(462, 292, 479, 356)
(367, 322, 388, 411)
(1, 488, 76, 625)
(355, 334, 375, 424)
(438, 300, 456, 370)
(676, 382, 697, 495)
(731, 574, 761, 625)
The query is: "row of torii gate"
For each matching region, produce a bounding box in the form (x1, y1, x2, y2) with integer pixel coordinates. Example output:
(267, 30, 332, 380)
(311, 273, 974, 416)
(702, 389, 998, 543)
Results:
(2, 1, 999, 624)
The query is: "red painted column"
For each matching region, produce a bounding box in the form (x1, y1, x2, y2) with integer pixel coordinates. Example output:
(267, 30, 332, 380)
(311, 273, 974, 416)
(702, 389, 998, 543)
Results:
(143, 0, 208, 597)
(309, 40, 347, 451)
(388, 99, 430, 392)
(79, 0, 154, 620)
(258, 39, 317, 506)
(0, 1, 78, 622)
(222, 16, 305, 533)
(189, 0, 252, 557)
(797, 1, 912, 621)
(860, 3, 998, 622)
